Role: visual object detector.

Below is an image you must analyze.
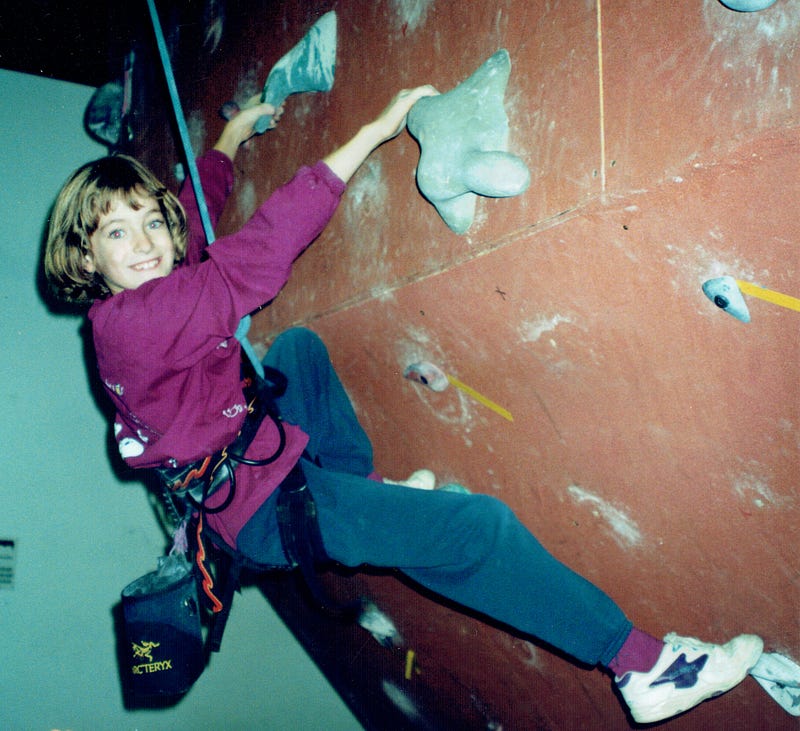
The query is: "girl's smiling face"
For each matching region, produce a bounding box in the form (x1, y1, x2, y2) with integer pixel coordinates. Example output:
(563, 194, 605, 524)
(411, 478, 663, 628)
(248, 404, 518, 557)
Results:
(84, 193, 177, 295)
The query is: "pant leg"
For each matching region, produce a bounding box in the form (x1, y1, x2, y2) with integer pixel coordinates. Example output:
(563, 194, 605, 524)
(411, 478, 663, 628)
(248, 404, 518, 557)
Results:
(261, 328, 374, 476)
(250, 327, 631, 665)
(302, 460, 632, 667)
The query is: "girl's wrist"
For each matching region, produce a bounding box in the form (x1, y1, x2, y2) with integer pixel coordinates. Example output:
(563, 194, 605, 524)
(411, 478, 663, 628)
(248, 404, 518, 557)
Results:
(215, 130, 247, 159)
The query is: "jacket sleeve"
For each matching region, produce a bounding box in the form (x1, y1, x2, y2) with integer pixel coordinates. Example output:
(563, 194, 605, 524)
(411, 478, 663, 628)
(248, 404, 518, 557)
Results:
(178, 150, 235, 265)
(95, 161, 345, 373)
(203, 161, 345, 326)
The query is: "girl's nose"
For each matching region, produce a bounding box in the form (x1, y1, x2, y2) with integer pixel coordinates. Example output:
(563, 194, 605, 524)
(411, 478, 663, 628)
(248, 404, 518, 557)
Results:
(133, 230, 155, 253)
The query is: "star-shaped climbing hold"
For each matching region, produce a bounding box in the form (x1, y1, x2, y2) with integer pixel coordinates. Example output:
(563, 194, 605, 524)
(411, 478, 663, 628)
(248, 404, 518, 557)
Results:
(407, 49, 530, 234)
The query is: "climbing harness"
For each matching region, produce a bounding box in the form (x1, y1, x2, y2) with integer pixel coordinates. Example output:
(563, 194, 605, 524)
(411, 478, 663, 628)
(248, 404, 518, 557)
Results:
(149, 335, 355, 652)
(155, 364, 288, 518)
(155, 361, 287, 620)
(275, 460, 362, 620)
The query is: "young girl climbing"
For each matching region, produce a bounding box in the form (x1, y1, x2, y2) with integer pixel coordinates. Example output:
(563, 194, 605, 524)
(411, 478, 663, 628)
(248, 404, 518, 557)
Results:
(45, 88, 763, 725)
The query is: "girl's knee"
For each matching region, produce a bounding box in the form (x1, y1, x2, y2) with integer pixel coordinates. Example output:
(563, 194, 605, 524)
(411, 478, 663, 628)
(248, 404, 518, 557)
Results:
(273, 326, 319, 348)
(457, 494, 518, 545)
(266, 327, 327, 364)
(470, 493, 515, 521)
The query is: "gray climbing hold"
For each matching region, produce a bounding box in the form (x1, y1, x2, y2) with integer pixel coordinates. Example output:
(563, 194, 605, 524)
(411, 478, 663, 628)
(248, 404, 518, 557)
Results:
(254, 11, 337, 134)
(407, 49, 531, 234)
(719, 0, 778, 11)
(750, 652, 800, 716)
(85, 81, 124, 146)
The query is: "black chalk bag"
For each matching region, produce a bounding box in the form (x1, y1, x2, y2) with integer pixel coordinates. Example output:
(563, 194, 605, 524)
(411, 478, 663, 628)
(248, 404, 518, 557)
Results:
(120, 553, 204, 697)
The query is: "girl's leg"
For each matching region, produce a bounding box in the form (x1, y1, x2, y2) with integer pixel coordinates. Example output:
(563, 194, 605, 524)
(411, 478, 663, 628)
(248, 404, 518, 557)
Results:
(259, 328, 628, 664)
(302, 460, 632, 667)
(246, 330, 762, 722)
(262, 328, 374, 476)
(237, 462, 762, 725)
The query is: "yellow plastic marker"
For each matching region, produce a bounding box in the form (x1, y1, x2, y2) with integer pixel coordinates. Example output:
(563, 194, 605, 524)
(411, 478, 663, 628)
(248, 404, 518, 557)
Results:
(446, 374, 514, 422)
(404, 362, 514, 422)
(736, 280, 800, 313)
(405, 649, 416, 680)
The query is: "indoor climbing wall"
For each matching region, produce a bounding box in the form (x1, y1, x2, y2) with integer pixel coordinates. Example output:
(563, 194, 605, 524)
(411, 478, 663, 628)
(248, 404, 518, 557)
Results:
(130, 0, 798, 728)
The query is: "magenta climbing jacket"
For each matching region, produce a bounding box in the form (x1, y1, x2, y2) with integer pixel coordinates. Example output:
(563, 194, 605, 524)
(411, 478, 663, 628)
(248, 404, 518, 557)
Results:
(88, 150, 345, 548)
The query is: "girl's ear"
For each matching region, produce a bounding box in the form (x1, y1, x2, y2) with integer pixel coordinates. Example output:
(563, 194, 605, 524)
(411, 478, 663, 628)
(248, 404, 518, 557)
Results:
(83, 252, 96, 274)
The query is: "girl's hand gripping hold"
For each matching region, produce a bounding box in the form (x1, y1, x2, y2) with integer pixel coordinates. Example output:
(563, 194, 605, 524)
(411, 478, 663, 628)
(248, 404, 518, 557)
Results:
(323, 85, 439, 183)
(213, 97, 284, 161)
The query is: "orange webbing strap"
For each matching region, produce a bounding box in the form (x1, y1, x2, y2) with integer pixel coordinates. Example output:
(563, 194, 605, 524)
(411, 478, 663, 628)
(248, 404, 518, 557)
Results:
(195, 513, 223, 613)
(172, 455, 212, 491)
(194, 513, 247, 653)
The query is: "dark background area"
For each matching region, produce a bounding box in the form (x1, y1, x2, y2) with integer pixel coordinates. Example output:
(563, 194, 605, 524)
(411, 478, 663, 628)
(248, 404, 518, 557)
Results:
(0, 1, 140, 86)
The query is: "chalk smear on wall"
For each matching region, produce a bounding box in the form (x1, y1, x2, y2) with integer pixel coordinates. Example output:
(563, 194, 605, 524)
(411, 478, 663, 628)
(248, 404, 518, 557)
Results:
(236, 178, 257, 221)
(566, 485, 643, 549)
(235, 65, 264, 107)
(518, 314, 584, 377)
(382, 680, 422, 721)
(390, 0, 433, 34)
(518, 314, 573, 343)
(188, 109, 207, 158)
(344, 157, 391, 288)
(731, 466, 791, 509)
(291, 94, 318, 127)
(701, 0, 798, 125)
(346, 159, 388, 219)
(704, 0, 799, 57)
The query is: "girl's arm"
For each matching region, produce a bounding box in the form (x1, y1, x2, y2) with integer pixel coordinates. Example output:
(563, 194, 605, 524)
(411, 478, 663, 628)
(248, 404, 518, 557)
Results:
(323, 86, 438, 183)
(211, 87, 437, 174)
(179, 102, 280, 261)
(212, 100, 281, 161)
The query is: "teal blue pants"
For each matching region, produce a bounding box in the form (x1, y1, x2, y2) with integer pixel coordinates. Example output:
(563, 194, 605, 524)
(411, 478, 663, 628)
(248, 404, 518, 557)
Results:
(238, 328, 632, 666)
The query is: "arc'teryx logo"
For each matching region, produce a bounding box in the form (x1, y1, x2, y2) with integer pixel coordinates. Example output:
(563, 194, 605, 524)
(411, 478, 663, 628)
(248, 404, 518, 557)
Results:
(131, 640, 173, 674)
(132, 640, 160, 662)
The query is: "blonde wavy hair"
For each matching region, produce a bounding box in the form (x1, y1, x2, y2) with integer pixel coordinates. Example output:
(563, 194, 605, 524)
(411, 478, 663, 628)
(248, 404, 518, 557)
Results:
(44, 155, 188, 303)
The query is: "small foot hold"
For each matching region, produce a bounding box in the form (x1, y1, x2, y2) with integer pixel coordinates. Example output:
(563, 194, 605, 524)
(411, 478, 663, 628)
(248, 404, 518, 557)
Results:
(404, 362, 449, 392)
(384, 469, 436, 490)
(750, 652, 800, 716)
(85, 81, 124, 146)
(702, 276, 750, 323)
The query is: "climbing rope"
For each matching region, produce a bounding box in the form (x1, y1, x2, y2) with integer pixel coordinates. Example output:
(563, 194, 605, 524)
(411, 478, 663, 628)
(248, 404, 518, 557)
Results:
(144, 0, 264, 376)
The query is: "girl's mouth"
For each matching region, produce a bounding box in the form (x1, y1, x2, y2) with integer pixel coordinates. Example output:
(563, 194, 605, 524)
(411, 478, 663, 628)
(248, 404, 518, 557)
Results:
(131, 257, 161, 272)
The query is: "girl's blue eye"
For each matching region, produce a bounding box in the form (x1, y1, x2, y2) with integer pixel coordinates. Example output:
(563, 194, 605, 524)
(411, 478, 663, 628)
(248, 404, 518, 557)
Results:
(147, 218, 165, 230)
(108, 229, 124, 240)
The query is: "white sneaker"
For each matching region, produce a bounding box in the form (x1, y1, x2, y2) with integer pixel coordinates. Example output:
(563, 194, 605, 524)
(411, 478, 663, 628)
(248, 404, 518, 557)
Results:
(384, 469, 436, 490)
(616, 633, 763, 724)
